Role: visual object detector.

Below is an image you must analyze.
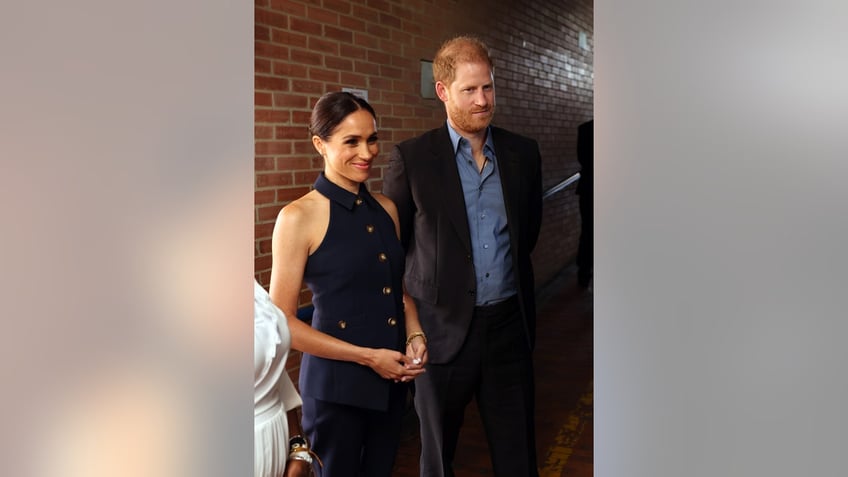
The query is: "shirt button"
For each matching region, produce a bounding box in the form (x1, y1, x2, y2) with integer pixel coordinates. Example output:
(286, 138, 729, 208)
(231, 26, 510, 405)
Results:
(382, 286, 392, 295)
(485, 272, 490, 278)
(387, 317, 397, 326)
(338, 320, 347, 329)
(483, 244, 489, 249)
(378, 253, 387, 262)
(355, 197, 363, 205)
(366, 224, 375, 233)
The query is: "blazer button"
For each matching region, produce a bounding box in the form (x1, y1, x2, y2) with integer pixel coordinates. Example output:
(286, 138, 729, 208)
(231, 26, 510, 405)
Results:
(382, 286, 392, 295)
(468, 290, 476, 296)
(366, 224, 375, 233)
(338, 320, 347, 329)
(355, 197, 363, 206)
(378, 252, 387, 262)
(387, 317, 397, 326)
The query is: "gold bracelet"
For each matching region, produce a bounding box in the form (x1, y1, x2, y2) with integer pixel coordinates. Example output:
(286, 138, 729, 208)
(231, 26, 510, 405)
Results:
(286, 434, 324, 468)
(288, 450, 312, 464)
(406, 331, 427, 347)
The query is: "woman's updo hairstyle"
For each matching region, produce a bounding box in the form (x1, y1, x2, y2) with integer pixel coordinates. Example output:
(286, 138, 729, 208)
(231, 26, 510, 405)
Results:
(308, 91, 377, 141)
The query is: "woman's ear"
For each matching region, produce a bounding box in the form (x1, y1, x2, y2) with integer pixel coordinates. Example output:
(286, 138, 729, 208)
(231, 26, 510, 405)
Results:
(311, 136, 325, 157)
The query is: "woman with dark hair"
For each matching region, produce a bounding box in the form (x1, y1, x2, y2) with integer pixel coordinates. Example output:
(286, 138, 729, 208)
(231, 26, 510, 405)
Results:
(269, 92, 428, 477)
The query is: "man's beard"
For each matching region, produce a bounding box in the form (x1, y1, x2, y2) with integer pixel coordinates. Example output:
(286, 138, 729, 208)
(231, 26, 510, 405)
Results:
(448, 103, 494, 134)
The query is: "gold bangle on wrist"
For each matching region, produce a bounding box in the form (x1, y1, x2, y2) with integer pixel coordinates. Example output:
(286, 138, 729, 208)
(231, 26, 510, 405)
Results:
(288, 450, 312, 464)
(287, 444, 324, 468)
(406, 331, 427, 347)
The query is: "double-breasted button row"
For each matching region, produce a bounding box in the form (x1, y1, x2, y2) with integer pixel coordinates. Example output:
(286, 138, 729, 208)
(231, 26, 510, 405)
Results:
(382, 286, 392, 295)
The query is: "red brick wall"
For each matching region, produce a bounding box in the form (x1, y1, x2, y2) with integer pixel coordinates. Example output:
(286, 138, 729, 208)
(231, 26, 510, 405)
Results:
(255, 0, 593, 295)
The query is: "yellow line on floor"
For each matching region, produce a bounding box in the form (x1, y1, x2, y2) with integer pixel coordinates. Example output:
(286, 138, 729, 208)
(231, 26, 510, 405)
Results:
(539, 381, 593, 477)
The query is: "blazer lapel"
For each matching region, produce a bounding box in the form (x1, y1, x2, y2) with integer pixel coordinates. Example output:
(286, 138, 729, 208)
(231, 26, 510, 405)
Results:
(431, 125, 473, 255)
(492, 128, 523, 250)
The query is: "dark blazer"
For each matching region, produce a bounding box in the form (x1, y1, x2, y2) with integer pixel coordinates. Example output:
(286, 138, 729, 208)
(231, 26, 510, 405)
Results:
(383, 124, 543, 363)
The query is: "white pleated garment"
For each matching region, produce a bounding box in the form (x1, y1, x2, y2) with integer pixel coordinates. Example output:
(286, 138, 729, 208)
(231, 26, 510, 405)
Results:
(254, 280, 302, 477)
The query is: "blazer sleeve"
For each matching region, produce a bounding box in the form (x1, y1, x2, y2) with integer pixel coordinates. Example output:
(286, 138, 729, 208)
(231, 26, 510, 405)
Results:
(383, 144, 415, 250)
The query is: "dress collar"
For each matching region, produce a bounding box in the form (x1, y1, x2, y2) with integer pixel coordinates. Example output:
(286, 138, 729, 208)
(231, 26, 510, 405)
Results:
(312, 172, 370, 211)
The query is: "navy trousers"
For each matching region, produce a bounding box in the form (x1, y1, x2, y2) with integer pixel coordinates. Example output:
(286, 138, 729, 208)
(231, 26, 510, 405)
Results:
(301, 384, 406, 477)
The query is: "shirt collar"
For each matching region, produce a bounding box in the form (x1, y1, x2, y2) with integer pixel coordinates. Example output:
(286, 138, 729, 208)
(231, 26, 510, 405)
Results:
(312, 172, 368, 211)
(446, 121, 495, 158)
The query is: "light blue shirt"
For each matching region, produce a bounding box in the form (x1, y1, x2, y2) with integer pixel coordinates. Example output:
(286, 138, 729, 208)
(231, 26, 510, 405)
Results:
(447, 122, 516, 305)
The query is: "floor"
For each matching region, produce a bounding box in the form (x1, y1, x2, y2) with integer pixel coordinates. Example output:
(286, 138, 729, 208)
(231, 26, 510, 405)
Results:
(391, 266, 594, 476)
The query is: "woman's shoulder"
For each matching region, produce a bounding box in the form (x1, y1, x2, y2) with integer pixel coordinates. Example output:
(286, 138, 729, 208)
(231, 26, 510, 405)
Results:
(277, 190, 325, 224)
(371, 192, 400, 231)
(273, 191, 330, 251)
(371, 192, 397, 213)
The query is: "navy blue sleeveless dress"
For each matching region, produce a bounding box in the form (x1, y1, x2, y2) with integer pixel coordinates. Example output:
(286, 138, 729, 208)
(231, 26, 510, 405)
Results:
(300, 172, 407, 409)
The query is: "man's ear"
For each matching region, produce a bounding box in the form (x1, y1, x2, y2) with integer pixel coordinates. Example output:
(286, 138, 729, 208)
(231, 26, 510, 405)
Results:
(311, 136, 324, 157)
(435, 81, 449, 102)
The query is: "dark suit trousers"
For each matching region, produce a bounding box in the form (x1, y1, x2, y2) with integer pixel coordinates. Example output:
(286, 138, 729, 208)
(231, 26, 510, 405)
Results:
(414, 296, 538, 477)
